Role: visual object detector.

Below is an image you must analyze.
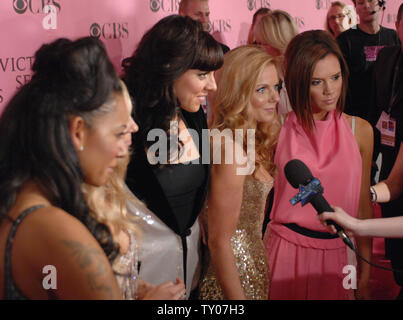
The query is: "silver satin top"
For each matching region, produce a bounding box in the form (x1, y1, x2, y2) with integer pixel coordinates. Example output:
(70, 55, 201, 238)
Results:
(126, 188, 202, 299)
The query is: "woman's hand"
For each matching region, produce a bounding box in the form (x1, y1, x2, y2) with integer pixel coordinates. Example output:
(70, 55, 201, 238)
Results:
(139, 278, 186, 300)
(318, 206, 361, 236)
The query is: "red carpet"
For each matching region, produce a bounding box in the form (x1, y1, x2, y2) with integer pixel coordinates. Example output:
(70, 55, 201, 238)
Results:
(369, 203, 400, 300)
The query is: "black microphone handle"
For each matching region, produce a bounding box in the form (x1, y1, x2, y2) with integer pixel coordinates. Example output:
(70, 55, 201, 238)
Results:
(310, 193, 344, 233)
(309, 193, 355, 250)
(283, 158, 355, 250)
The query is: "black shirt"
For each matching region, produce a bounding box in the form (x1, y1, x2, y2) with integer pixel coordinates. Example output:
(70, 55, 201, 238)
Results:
(391, 53, 403, 150)
(126, 107, 209, 236)
(397, 110, 403, 144)
(153, 160, 205, 233)
(338, 25, 400, 120)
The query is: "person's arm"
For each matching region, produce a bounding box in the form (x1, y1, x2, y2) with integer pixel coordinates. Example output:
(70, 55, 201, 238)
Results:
(353, 117, 374, 300)
(372, 142, 403, 202)
(29, 207, 122, 299)
(320, 206, 403, 238)
(207, 159, 247, 300)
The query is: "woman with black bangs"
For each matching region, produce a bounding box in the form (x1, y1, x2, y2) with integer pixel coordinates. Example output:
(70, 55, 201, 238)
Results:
(122, 15, 223, 299)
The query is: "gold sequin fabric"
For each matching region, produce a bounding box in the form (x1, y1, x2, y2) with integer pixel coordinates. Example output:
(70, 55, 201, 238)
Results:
(199, 176, 272, 300)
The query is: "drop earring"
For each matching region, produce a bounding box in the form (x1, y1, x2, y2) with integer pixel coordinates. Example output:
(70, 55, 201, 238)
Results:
(79, 145, 84, 151)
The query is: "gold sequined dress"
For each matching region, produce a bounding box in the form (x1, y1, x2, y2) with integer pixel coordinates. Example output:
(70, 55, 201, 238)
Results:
(199, 176, 272, 300)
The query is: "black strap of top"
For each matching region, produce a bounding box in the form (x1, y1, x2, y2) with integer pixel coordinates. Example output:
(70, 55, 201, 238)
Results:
(4, 205, 45, 300)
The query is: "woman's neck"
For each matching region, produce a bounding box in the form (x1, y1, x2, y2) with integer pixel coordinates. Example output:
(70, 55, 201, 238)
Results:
(312, 110, 329, 121)
(19, 181, 50, 202)
(8, 181, 51, 219)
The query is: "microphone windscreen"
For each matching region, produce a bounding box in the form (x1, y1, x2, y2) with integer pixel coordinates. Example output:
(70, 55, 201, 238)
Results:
(284, 159, 314, 188)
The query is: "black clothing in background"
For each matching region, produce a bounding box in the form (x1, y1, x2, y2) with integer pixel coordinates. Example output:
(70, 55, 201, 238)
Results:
(369, 44, 403, 295)
(338, 25, 400, 120)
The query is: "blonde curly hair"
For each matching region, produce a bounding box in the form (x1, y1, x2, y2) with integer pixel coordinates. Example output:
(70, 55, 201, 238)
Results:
(82, 155, 142, 238)
(211, 45, 281, 177)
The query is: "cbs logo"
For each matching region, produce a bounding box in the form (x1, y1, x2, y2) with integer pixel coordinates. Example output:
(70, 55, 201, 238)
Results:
(150, 0, 160, 12)
(13, 0, 61, 14)
(247, 0, 271, 11)
(150, 0, 179, 13)
(207, 19, 232, 33)
(90, 22, 129, 40)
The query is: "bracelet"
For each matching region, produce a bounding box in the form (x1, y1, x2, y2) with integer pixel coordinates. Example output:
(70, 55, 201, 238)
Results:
(370, 186, 377, 203)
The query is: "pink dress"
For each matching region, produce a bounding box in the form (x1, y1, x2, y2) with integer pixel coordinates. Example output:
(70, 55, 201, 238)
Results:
(264, 110, 362, 300)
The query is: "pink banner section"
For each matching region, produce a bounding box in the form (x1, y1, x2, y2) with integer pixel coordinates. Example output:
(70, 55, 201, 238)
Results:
(0, 0, 401, 113)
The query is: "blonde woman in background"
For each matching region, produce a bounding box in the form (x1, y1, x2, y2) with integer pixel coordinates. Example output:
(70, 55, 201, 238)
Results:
(247, 7, 272, 45)
(326, 1, 357, 38)
(199, 45, 281, 300)
(253, 10, 298, 115)
(83, 82, 186, 300)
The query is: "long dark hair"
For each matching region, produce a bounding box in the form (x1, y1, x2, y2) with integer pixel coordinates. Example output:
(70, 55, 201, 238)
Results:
(122, 15, 223, 157)
(0, 37, 121, 260)
(284, 30, 349, 131)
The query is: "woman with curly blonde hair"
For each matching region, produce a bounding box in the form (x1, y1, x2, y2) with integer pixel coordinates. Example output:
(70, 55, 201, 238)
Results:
(199, 45, 281, 300)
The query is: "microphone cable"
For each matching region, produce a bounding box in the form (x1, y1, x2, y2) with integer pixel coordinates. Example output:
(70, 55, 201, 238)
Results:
(341, 234, 403, 274)
(284, 159, 403, 274)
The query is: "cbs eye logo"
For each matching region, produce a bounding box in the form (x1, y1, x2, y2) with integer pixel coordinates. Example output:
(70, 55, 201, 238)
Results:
(150, 0, 160, 12)
(12, 0, 61, 14)
(90, 23, 102, 38)
(13, 0, 28, 14)
(247, 0, 271, 12)
(90, 22, 129, 40)
(247, 0, 254, 11)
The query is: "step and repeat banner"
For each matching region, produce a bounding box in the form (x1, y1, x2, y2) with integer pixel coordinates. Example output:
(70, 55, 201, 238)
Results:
(0, 0, 400, 113)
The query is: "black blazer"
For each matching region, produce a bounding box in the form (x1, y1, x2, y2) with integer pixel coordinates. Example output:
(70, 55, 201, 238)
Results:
(369, 45, 402, 179)
(369, 46, 401, 127)
(126, 107, 210, 237)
